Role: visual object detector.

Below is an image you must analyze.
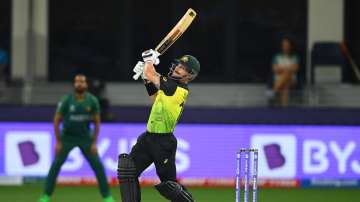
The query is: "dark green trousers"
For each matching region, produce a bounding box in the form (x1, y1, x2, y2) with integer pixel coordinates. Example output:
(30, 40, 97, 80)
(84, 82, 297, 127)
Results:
(43, 136, 110, 198)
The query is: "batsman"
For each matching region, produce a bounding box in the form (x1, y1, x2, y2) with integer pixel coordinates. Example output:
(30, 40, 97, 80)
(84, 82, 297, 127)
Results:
(117, 49, 200, 202)
(38, 74, 114, 202)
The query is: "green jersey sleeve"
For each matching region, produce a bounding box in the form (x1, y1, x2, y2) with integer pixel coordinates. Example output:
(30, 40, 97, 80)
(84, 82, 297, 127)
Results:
(92, 96, 100, 114)
(56, 95, 69, 114)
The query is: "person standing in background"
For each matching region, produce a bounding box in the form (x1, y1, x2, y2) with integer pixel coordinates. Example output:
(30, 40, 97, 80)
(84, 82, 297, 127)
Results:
(38, 74, 114, 202)
(271, 37, 300, 106)
(0, 44, 9, 86)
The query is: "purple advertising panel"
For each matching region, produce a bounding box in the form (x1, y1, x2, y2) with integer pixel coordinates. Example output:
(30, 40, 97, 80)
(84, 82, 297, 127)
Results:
(1, 123, 360, 180)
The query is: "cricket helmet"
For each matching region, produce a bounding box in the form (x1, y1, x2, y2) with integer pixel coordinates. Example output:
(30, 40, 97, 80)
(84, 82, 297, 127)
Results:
(175, 55, 200, 79)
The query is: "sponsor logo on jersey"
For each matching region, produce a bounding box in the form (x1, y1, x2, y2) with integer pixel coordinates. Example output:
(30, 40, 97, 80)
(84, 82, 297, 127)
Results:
(70, 105, 75, 112)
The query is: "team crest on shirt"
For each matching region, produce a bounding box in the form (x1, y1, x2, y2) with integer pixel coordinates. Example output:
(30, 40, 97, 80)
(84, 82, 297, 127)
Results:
(180, 56, 188, 63)
(86, 106, 91, 112)
(163, 77, 167, 82)
(69, 105, 75, 112)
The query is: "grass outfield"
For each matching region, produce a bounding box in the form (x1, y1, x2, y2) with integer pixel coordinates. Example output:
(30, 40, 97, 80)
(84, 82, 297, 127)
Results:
(0, 185, 359, 202)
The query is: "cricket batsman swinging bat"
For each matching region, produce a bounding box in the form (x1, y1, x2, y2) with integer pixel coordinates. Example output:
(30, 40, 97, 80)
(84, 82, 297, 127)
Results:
(133, 8, 197, 80)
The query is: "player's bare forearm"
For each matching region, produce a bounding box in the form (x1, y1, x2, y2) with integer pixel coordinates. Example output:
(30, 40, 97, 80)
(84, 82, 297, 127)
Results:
(144, 62, 160, 88)
(53, 113, 62, 142)
(92, 114, 101, 143)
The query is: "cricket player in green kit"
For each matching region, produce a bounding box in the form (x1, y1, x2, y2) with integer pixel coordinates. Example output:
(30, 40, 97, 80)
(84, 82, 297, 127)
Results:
(38, 74, 114, 202)
(117, 49, 200, 202)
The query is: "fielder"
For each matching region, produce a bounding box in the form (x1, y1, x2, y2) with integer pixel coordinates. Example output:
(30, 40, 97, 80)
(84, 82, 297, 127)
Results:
(38, 74, 114, 202)
(117, 49, 200, 202)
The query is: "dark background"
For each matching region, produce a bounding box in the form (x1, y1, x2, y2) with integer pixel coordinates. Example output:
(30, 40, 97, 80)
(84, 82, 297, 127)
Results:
(48, 0, 307, 83)
(2, 1, 360, 84)
(346, 0, 360, 74)
(0, 0, 11, 55)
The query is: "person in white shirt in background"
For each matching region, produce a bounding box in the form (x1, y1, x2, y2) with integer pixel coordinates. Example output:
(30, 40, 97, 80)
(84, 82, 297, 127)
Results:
(271, 37, 300, 106)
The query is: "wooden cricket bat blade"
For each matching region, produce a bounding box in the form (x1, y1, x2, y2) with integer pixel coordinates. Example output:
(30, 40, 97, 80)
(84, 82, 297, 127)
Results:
(155, 8, 197, 55)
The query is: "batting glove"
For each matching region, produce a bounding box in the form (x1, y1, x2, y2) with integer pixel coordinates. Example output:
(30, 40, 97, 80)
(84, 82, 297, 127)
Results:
(142, 49, 160, 65)
(132, 61, 146, 80)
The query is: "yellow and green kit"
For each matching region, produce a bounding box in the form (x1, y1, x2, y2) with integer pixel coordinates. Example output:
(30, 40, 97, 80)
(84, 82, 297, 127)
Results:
(147, 76, 188, 134)
(128, 76, 189, 184)
(119, 55, 200, 202)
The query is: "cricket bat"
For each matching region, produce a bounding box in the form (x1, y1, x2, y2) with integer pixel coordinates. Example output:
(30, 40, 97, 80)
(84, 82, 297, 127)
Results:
(133, 8, 197, 80)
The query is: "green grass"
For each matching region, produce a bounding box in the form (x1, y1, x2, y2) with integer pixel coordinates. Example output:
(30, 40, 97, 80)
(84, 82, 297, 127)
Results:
(0, 184, 359, 202)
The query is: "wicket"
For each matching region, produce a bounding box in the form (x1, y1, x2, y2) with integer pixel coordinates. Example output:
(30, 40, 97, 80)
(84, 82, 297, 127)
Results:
(236, 148, 259, 202)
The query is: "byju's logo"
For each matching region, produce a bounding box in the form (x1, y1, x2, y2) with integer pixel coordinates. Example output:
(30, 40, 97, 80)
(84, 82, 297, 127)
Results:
(5, 131, 51, 176)
(18, 141, 40, 166)
(263, 143, 285, 169)
(251, 134, 297, 178)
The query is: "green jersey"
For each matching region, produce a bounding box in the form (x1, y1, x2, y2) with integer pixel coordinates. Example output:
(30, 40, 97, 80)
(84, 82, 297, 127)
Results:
(147, 76, 188, 134)
(56, 92, 100, 137)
